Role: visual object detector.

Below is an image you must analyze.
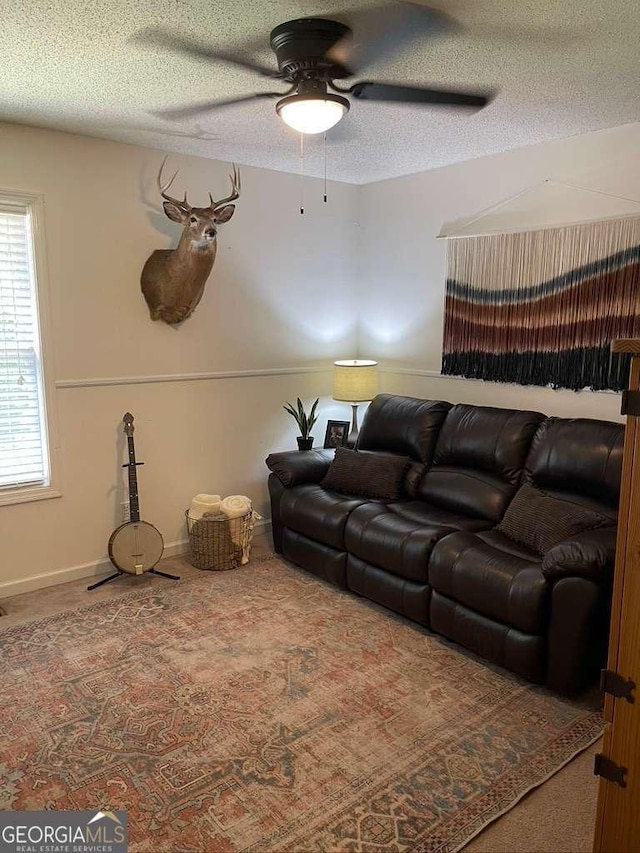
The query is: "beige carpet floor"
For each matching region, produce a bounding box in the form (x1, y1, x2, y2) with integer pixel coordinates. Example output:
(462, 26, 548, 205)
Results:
(0, 545, 601, 852)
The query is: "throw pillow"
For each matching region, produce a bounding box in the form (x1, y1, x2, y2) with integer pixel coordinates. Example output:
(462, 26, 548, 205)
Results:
(321, 447, 410, 500)
(497, 482, 610, 555)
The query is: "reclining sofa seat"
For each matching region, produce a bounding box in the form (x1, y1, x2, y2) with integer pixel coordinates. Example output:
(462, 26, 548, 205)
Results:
(266, 393, 624, 695)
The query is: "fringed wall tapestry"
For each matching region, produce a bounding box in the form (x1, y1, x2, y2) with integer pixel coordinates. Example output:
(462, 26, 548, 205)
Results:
(442, 216, 640, 391)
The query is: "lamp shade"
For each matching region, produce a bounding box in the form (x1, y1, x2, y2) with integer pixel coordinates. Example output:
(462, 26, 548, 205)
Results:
(333, 360, 379, 402)
(276, 93, 349, 135)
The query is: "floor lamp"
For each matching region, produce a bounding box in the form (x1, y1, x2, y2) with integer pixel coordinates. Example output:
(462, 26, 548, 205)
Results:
(333, 360, 379, 447)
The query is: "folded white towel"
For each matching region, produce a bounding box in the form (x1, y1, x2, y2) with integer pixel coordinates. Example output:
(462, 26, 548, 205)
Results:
(190, 493, 222, 519)
(220, 495, 253, 563)
(220, 495, 252, 520)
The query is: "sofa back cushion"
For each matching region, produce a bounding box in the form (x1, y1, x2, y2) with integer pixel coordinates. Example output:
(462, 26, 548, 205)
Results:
(417, 404, 545, 522)
(523, 417, 624, 516)
(357, 394, 452, 463)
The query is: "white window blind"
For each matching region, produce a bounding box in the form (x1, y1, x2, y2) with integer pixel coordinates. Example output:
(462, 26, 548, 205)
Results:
(0, 205, 49, 490)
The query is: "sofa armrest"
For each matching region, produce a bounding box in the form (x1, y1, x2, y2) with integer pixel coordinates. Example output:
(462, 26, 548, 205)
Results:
(542, 526, 618, 582)
(265, 448, 334, 487)
(546, 576, 609, 695)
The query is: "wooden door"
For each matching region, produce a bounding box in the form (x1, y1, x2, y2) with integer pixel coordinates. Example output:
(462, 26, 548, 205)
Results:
(593, 339, 640, 852)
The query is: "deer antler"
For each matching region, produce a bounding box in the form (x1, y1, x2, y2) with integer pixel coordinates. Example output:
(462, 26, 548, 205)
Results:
(157, 156, 191, 213)
(208, 164, 241, 211)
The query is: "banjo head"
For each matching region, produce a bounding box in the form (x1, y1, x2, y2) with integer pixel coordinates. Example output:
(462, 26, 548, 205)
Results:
(108, 521, 164, 574)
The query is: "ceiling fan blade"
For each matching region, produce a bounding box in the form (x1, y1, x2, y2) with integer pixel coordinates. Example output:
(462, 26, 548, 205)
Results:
(101, 123, 221, 140)
(326, 3, 458, 74)
(133, 27, 281, 79)
(152, 92, 284, 121)
(349, 82, 492, 109)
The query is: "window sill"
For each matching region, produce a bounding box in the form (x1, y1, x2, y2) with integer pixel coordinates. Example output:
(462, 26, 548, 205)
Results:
(0, 486, 62, 507)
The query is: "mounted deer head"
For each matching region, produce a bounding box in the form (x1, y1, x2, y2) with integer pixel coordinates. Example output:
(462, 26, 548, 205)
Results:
(141, 157, 240, 325)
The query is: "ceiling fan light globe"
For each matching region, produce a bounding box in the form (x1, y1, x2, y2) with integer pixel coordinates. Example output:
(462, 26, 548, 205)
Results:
(276, 93, 349, 134)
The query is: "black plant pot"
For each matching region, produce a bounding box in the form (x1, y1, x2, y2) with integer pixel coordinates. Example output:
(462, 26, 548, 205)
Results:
(296, 436, 314, 451)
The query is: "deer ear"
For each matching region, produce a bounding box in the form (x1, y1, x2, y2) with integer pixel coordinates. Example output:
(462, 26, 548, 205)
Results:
(214, 204, 235, 224)
(163, 201, 188, 224)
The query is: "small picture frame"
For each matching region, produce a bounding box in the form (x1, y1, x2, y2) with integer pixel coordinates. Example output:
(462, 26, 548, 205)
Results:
(324, 420, 350, 449)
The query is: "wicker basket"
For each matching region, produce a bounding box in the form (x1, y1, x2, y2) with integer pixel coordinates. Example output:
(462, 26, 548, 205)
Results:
(186, 509, 253, 571)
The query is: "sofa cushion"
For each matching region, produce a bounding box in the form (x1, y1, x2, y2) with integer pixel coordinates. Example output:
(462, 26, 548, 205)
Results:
(429, 530, 548, 634)
(321, 447, 410, 500)
(279, 484, 369, 550)
(345, 503, 455, 582)
(524, 417, 624, 511)
(474, 528, 542, 561)
(344, 501, 491, 583)
(418, 404, 545, 522)
(497, 483, 610, 555)
(357, 394, 452, 462)
(418, 468, 519, 525)
(388, 501, 492, 533)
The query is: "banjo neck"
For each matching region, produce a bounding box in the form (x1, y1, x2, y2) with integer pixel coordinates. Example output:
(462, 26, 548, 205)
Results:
(125, 429, 141, 522)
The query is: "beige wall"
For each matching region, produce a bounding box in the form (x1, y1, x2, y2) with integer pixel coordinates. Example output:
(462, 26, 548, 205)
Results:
(0, 124, 357, 593)
(358, 121, 640, 422)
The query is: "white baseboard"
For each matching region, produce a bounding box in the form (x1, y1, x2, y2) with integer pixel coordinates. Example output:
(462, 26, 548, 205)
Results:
(0, 519, 271, 600)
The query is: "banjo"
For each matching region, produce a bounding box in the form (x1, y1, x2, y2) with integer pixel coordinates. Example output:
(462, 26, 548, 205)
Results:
(88, 413, 178, 590)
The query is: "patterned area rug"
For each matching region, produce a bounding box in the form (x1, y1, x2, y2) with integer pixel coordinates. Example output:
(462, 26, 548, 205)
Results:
(0, 557, 601, 852)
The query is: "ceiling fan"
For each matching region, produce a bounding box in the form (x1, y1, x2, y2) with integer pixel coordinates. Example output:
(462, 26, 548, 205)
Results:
(133, 3, 494, 136)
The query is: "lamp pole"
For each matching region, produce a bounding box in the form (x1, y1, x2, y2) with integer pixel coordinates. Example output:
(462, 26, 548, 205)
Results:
(347, 403, 360, 447)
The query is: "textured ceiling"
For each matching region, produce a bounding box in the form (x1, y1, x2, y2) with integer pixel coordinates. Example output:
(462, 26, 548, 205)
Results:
(2, 0, 640, 184)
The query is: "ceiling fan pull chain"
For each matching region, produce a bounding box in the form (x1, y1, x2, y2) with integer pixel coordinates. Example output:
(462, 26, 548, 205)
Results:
(300, 132, 305, 215)
(323, 133, 327, 204)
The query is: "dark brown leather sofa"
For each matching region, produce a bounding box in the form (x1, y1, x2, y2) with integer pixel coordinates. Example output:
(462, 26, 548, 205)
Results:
(266, 394, 624, 695)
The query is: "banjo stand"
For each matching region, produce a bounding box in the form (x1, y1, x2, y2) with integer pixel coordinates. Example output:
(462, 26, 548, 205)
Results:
(88, 566, 180, 591)
(88, 413, 180, 591)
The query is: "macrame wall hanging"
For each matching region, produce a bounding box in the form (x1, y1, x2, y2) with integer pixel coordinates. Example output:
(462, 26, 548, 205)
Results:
(442, 215, 640, 391)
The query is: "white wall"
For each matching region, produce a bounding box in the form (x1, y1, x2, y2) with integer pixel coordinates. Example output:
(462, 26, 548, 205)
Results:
(0, 123, 358, 593)
(2, 119, 639, 594)
(358, 121, 640, 422)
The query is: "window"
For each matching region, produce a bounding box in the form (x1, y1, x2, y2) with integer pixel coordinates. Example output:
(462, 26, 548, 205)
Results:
(0, 192, 58, 504)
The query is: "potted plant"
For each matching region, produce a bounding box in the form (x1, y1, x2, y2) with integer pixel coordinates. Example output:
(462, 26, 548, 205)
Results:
(284, 397, 319, 450)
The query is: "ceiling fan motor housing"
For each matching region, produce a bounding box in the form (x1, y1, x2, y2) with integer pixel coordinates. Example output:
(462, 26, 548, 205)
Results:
(269, 18, 351, 80)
